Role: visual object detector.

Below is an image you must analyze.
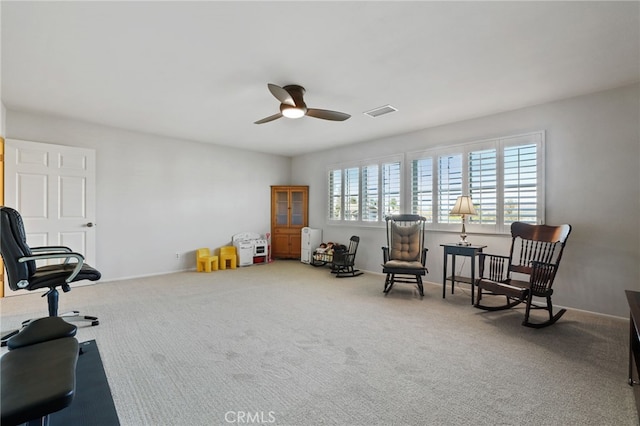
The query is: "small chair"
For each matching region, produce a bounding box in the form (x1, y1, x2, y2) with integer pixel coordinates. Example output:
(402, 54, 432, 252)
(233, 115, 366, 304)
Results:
(331, 236, 363, 278)
(196, 248, 218, 272)
(382, 214, 428, 296)
(219, 246, 237, 270)
(475, 221, 572, 328)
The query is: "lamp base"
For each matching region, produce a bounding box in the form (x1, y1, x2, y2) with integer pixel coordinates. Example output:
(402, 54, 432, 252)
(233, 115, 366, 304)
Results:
(457, 241, 472, 246)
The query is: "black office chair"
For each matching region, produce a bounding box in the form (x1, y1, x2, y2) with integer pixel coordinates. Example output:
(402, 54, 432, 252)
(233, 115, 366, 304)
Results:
(0, 207, 101, 345)
(382, 214, 428, 296)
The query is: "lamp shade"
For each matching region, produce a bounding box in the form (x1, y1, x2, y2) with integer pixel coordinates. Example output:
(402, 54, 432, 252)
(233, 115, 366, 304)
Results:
(450, 196, 477, 216)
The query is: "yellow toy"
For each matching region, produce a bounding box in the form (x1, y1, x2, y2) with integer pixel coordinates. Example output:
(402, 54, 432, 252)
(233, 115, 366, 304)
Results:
(196, 248, 218, 272)
(219, 246, 237, 270)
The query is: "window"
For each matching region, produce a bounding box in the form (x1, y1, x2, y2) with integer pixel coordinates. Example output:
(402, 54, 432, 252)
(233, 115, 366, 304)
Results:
(362, 165, 379, 221)
(344, 167, 359, 221)
(327, 131, 544, 233)
(407, 132, 544, 233)
(437, 154, 463, 224)
(327, 156, 402, 224)
(469, 148, 497, 224)
(382, 162, 401, 216)
(410, 157, 433, 222)
(328, 169, 342, 220)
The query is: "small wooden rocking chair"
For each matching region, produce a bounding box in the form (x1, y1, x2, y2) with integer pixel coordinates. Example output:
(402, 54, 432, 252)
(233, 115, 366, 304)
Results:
(331, 236, 363, 278)
(474, 221, 572, 328)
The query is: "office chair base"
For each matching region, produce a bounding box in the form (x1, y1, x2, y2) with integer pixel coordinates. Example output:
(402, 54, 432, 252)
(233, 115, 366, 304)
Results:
(60, 311, 100, 326)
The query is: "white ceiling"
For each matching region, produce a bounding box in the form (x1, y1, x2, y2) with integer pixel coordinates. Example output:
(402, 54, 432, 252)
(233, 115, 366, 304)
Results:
(2, 1, 639, 157)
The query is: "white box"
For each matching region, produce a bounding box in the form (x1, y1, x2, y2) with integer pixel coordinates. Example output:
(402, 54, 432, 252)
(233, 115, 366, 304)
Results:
(301, 227, 322, 264)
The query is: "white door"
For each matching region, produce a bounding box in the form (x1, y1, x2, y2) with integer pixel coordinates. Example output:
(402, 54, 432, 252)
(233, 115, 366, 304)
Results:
(4, 139, 97, 295)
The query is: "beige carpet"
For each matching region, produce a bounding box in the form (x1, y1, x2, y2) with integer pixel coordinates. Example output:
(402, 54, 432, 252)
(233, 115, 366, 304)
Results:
(1, 261, 637, 425)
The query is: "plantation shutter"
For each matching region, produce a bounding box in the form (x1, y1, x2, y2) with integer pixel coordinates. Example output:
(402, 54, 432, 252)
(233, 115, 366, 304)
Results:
(382, 161, 401, 216)
(362, 164, 379, 222)
(503, 143, 538, 224)
(328, 169, 342, 220)
(469, 148, 497, 225)
(344, 167, 360, 221)
(411, 157, 434, 222)
(438, 154, 463, 223)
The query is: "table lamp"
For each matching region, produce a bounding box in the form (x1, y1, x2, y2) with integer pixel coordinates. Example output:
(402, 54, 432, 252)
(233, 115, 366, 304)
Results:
(450, 195, 477, 246)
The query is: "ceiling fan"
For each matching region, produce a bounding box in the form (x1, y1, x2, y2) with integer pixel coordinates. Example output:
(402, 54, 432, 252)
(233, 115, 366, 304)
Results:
(254, 83, 351, 124)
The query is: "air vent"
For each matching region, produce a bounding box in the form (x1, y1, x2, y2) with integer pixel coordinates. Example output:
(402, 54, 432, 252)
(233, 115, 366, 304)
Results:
(363, 104, 398, 118)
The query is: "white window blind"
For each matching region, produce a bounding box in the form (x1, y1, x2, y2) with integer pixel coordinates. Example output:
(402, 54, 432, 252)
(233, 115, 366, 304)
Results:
(328, 169, 342, 220)
(382, 161, 401, 217)
(326, 131, 543, 231)
(503, 143, 538, 224)
(410, 157, 433, 222)
(326, 155, 402, 225)
(437, 154, 463, 224)
(343, 167, 360, 221)
(407, 131, 544, 233)
(469, 148, 497, 225)
(362, 164, 379, 222)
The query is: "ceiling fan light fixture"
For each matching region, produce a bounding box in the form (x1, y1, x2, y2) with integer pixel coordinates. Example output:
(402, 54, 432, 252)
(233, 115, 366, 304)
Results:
(281, 104, 306, 119)
(255, 83, 349, 124)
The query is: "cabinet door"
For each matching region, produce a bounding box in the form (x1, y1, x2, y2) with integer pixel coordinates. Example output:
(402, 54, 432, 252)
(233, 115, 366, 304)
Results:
(274, 189, 290, 226)
(289, 188, 307, 227)
(272, 232, 290, 258)
(289, 233, 302, 258)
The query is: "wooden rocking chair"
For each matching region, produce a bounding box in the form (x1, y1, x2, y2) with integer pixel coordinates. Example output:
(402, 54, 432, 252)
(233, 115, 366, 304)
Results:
(382, 215, 428, 296)
(474, 221, 572, 328)
(331, 236, 363, 278)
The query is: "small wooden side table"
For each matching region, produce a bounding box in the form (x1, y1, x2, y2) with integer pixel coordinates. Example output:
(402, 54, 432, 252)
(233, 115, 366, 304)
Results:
(441, 243, 487, 304)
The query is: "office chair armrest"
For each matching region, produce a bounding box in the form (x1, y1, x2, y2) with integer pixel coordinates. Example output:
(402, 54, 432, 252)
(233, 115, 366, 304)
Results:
(19, 252, 86, 283)
(31, 246, 73, 253)
(31, 246, 74, 263)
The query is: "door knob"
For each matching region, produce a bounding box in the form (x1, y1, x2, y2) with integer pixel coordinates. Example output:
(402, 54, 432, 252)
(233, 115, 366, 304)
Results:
(86, 222, 95, 228)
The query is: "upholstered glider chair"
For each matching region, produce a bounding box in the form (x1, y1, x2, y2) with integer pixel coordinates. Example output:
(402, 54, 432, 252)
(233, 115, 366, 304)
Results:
(331, 236, 363, 278)
(382, 215, 428, 296)
(474, 221, 572, 328)
(0, 207, 101, 345)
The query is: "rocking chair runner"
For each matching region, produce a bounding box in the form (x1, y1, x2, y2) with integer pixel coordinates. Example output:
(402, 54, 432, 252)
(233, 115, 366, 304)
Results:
(382, 215, 428, 296)
(474, 221, 572, 328)
(330, 236, 363, 278)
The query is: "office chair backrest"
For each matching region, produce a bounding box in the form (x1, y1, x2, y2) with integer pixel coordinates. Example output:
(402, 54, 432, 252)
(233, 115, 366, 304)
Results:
(0, 207, 36, 290)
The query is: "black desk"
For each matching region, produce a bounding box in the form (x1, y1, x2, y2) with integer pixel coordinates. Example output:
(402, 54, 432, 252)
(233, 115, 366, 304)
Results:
(626, 290, 640, 418)
(441, 244, 486, 304)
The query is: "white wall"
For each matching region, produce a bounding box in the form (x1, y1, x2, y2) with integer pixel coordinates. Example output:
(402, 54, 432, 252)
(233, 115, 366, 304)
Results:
(6, 111, 291, 281)
(293, 83, 640, 318)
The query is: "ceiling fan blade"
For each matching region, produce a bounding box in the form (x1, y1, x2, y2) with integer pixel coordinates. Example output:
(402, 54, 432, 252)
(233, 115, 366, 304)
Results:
(268, 84, 295, 106)
(306, 108, 351, 121)
(254, 112, 283, 124)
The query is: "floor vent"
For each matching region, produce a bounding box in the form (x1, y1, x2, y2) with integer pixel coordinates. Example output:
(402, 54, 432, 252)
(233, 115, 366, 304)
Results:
(364, 104, 398, 118)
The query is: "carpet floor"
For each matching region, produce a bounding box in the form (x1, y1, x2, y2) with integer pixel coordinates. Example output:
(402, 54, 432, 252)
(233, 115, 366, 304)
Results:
(1, 261, 637, 425)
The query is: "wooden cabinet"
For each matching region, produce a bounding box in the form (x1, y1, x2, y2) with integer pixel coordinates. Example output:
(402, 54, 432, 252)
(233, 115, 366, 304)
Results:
(271, 185, 308, 259)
